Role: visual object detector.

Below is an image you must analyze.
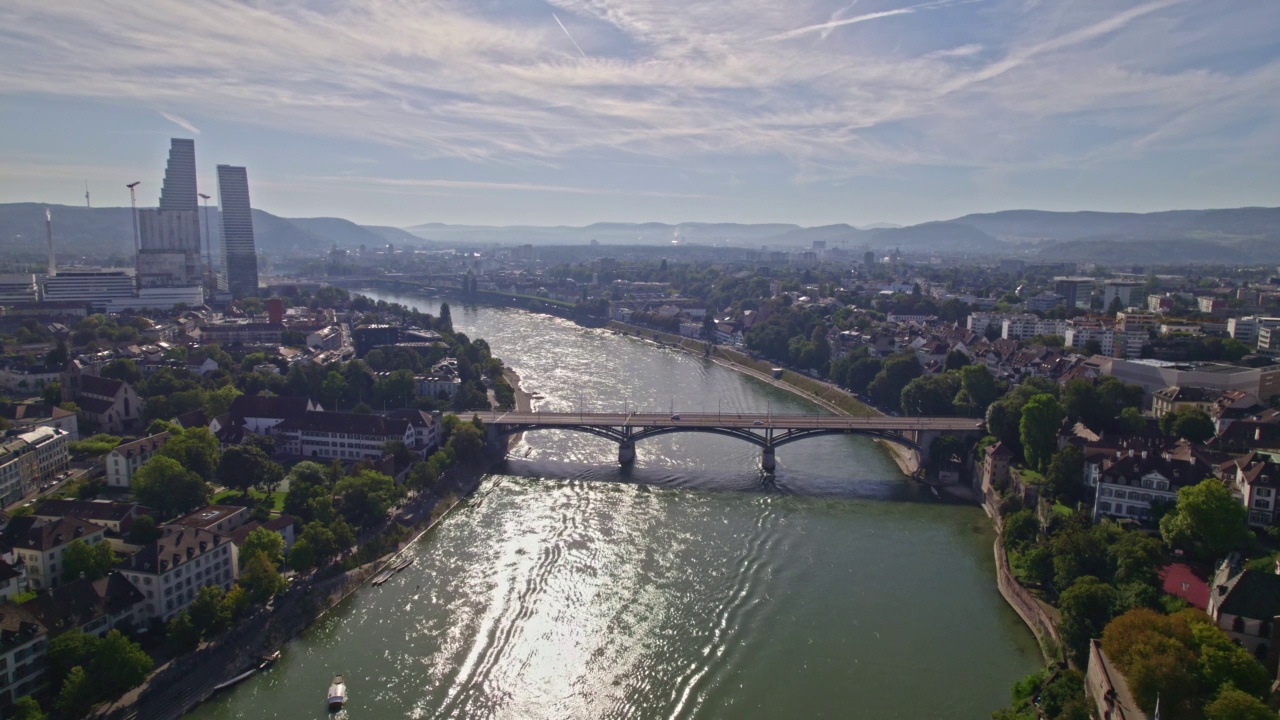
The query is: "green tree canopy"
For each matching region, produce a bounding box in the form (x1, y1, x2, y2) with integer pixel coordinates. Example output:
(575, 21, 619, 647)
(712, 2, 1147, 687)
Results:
(132, 455, 209, 518)
(1019, 394, 1063, 472)
(240, 527, 285, 569)
(216, 444, 285, 495)
(61, 539, 118, 582)
(1160, 479, 1251, 559)
(158, 427, 221, 481)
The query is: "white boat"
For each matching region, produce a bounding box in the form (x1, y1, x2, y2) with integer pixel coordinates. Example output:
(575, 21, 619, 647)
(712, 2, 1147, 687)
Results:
(327, 674, 346, 711)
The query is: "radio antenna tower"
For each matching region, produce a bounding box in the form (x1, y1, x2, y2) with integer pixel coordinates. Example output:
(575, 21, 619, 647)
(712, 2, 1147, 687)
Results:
(85, 180, 91, 208)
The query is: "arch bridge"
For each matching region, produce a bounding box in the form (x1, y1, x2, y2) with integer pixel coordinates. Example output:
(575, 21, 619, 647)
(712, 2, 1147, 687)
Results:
(483, 411, 984, 472)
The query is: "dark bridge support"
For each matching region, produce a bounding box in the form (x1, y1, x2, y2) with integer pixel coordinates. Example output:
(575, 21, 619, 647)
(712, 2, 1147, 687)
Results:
(761, 446, 776, 472)
(618, 440, 636, 465)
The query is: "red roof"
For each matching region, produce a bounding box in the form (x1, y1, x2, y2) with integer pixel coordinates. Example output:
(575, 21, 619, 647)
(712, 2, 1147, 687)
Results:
(1159, 563, 1209, 610)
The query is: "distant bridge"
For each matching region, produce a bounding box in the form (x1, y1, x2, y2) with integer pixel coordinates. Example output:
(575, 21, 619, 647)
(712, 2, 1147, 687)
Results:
(484, 411, 984, 472)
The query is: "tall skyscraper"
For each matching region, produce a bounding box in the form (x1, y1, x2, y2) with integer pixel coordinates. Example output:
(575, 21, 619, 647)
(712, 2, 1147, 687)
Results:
(138, 138, 203, 289)
(159, 138, 198, 212)
(217, 164, 259, 298)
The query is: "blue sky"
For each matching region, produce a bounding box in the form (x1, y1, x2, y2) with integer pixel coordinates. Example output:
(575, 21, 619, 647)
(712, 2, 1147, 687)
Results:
(1, 0, 1278, 228)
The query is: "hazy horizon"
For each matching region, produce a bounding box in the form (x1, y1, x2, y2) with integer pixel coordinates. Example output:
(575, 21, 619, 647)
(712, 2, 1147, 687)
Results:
(2, 1, 1278, 228)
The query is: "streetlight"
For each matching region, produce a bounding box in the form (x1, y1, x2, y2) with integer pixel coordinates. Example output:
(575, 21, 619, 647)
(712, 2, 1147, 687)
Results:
(126, 182, 141, 279)
(199, 192, 213, 287)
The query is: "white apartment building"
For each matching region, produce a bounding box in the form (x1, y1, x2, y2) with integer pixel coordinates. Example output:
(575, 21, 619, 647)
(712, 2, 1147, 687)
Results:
(0, 605, 48, 704)
(105, 431, 170, 488)
(119, 526, 238, 622)
(272, 411, 415, 461)
(17, 427, 69, 489)
(5, 516, 108, 590)
(1001, 315, 1069, 341)
(1063, 326, 1146, 359)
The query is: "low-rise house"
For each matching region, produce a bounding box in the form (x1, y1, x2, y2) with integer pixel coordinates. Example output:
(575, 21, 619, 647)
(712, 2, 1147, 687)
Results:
(105, 432, 170, 489)
(0, 604, 48, 704)
(0, 402, 79, 442)
(0, 559, 28, 603)
(20, 572, 145, 638)
(1229, 454, 1280, 527)
(119, 526, 237, 623)
(34, 500, 146, 535)
(1209, 559, 1280, 663)
(1150, 385, 1222, 419)
(1, 516, 108, 590)
(75, 374, 143, 434)
(174, 505, 249, 536)
(388, 409, 442, 454)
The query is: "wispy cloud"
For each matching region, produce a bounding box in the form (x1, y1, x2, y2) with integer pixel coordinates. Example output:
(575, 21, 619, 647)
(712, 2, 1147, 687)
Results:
(300, 174, 722, 199)
(158, 110, 200, 135)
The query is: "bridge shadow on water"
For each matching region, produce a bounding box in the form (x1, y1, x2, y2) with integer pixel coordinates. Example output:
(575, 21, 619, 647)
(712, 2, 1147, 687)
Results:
(492, 457, 955, 505)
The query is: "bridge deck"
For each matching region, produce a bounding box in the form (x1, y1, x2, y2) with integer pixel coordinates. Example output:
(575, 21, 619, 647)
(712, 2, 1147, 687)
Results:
(488, 411, 982, 432)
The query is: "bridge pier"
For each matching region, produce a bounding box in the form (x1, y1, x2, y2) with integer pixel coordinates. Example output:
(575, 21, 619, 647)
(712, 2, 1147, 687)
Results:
(761, 447, 776, 473)
(618, 441, 636, 465)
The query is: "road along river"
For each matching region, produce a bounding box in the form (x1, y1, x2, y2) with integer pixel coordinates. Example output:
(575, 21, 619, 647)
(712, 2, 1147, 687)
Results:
(184, 293, 1038, 719)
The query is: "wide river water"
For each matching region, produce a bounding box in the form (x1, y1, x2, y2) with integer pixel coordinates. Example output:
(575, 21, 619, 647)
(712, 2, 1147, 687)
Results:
(185, 292, 1039, 719)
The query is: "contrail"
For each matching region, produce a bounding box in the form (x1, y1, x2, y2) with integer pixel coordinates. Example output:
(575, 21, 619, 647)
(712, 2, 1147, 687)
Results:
(553, 12, 587, 58)
(765, 0, 968, 42)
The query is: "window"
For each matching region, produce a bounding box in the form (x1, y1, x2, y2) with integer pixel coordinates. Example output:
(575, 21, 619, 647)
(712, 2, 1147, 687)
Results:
(1233, 616, 1246, 633)
(1099, 501, 1112, 512)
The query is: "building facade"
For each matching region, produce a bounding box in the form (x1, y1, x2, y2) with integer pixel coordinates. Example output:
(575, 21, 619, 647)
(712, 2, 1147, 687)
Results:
(119, 526, 238, 623)
(105, 432, 170, 488)
(217, 164, 258, 298)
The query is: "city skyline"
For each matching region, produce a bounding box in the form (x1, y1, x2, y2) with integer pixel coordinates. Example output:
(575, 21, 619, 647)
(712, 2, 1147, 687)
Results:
(0, 1, 1278, 228)
(217, 164, 258, 298)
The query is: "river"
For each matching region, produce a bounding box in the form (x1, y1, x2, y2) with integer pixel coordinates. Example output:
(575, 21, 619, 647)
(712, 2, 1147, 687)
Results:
(184, 292, 1039, 719)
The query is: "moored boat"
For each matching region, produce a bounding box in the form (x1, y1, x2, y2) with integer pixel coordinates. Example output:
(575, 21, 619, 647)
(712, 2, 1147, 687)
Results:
(328, 674, 346, 711)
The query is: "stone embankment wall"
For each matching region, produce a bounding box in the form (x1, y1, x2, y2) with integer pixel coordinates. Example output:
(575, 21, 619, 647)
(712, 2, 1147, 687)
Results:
(982, 487, 1064, 664)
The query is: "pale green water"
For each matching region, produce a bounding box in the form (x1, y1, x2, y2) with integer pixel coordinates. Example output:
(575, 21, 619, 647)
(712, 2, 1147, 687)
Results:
(184, 294, 1038, 719)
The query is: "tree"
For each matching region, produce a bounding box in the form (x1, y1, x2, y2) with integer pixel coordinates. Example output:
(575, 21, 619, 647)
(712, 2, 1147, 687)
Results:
(867, 354, 923, 411)
(1204, 687, 1277, 720)
(132, 456, 209, 518)
(900, 374, 957, 416)
(283, 461, 331, 521)
(240, 550, 288, 603)
(91, 629, 153, 696)
(222, 584, 250, 620)
(189, 585, 231, 636)
(943, 348, 969, 371)
(205, 384, 243, 417)
(61, 539, 118, 582)
(958, 364, 1001, 413)
(240, 527, 285, 569)
(1046, 445, 1085, 504)
(1058, 576, 1118, 664)
(334, 470, 401, 527)
(55, 666, 95, 718)
(1118, 407, 1147, 434)
(288, 537, 317, 570)
(158, 427, 221, 481)
(167, 610, 200, 652)
(438, 302, 453, 333)
(1172, 408, 1216, 444)
(48, 628, 100, 686)
(11, 696, 46, 720)
(1002, 510, 1040, 552)
(446, 423, 486, 463)
(1019, 394, 1063, 472)
(1160, 479, 1251, 559)
(216, 445, 284, 495)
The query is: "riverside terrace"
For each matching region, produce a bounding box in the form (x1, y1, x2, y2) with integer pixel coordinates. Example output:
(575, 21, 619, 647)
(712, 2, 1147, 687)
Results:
(481, 411, 984, 471)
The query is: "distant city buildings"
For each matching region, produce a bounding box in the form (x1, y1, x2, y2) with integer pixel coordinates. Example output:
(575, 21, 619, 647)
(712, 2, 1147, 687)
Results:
(217, 164, 259, 298)
(137, 139, 204, 292)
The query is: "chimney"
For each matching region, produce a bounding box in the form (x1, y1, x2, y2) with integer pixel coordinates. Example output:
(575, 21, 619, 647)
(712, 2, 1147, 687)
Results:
(45, 207, 57, 277)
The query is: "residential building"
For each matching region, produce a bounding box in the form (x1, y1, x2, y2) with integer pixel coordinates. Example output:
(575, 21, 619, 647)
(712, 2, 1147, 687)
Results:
(209, 394, 322, 445)
(118, 525, 237, 622)
(413, 373, 461, 398)
(0, 437, 36, 506)
(1055, 276, 1094, 309)
(271, 411, 415, 460)
(217, 165, 259, 297)
(306, 325, 343, 352)
(197, 319, 283, 345)
(1024, 292, 1065, 311)
(1197, 296, 1227, 314)
(1229, 454, 1280, 528)
(174, 505, 249, 536)
(1116, 312, 1157, 333)
(0, 604, 48, 703)
(0, 365, 62, 394)
(1228, 317, 1280, 348)
(20, 572, 145, 639)
(1103, 280, 1144, 310)
(0, 559, 28, 604)
(34, 500, 146, 536)
(1063, 324, 1145, 359)
(16, 427, 69, 490)
(1208, 560, 1280, 662)
(104, 432, 170, 488)
(1150, 386, 1222, 419)
(75, 375, 143, 434)
(0, 403, 79, 441)
(1092, 451, 1205, 523)
(1000, 315, 1068, 341)
(2, 516, 108, 590)
(388, 409, 442, 454)
(354, 324, 401, 357)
